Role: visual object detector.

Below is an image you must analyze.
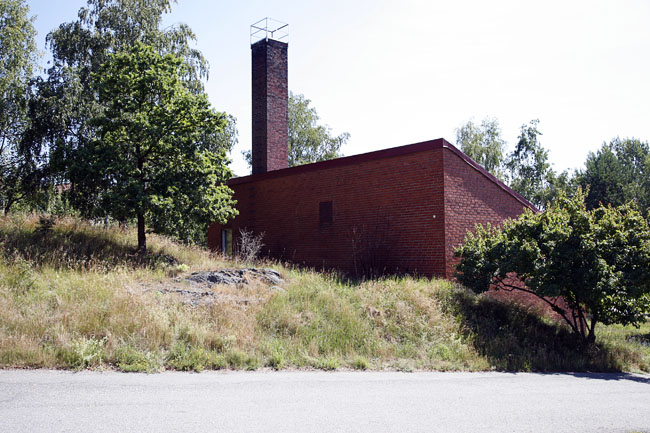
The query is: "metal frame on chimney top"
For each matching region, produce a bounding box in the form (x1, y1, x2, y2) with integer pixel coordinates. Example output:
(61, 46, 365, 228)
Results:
(250, 18, 289, 44)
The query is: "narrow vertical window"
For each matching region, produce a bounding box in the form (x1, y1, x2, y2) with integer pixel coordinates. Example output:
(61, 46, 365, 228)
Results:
(221, 229, 232, 255)
(319, 201, 333, 228)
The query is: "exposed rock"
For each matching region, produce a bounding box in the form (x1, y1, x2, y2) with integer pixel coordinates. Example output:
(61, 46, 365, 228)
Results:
(186, 268, 283, 287)
(155, 288, 261, 306)
(146, 268, 285, 307)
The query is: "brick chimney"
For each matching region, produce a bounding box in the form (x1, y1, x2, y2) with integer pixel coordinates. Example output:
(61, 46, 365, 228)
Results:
(251, 36, 288, 174)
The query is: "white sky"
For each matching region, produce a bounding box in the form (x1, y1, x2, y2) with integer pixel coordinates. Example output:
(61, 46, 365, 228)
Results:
(29, 0, 650, 177)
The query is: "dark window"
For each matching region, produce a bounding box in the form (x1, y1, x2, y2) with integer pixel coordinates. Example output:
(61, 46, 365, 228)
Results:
(319, 201, 333, 227)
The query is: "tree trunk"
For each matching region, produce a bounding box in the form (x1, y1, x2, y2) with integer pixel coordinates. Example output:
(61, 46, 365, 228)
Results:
(587, 320, 597, 344)
(137, 213, 146, 253)
(4, 197, 13, 216)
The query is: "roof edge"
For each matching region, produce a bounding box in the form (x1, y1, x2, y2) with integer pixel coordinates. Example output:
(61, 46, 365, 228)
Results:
(227, 137, 537, 212)
(228, 138, 447, 185)
(441, 141, 537, 211)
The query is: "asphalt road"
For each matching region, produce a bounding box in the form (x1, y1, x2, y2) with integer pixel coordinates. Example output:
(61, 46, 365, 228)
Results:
(1, 370, 649, 433)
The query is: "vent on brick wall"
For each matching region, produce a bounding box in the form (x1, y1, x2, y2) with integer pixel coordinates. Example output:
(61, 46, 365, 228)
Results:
(319, 201, 333, 228)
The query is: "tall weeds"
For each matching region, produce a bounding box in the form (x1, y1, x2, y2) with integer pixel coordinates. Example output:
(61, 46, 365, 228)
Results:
(1, 215, 648, 372)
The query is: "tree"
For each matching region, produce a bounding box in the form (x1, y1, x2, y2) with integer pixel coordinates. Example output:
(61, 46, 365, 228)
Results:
(455, 189, 650, 343)
(505, 119, 567, 209)
(78, 43, 236, 251)
(455, 118, 506, 179)
(577, 137, 650, 217)
(287, 92, 349, 166)
(17, 0, 238, 240)
(244, 91, 350, 169)
(0, 0, 39, 214)
(46, 0, 208, 87)
(543, 169, 578, 209)
(24, 0, 237, 211)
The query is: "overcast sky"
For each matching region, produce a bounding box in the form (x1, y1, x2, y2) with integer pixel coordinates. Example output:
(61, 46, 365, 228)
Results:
(28, 0, 650, 177)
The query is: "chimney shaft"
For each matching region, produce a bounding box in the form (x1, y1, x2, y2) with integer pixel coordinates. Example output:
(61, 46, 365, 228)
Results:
(251, 38, 288, 174)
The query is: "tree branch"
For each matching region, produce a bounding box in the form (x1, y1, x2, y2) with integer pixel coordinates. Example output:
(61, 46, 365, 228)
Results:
(494, 277, 580, 336)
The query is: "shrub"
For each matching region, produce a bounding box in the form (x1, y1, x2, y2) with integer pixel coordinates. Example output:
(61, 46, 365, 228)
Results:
(113, 345, 162, 373)
(352, 356, 369, 370)
(455, 189, 650, 343)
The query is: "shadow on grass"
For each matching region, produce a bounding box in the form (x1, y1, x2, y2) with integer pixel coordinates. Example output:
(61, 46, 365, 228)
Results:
(0, 225, 179, 271)
(446, 288, 635, 372)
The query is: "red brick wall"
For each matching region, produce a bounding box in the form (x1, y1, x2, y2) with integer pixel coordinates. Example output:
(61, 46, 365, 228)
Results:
(443, 148, 530, 278)
(251, 39, 288, 174)
(210, 146, 446, 277)
(209, 140, 534, 279)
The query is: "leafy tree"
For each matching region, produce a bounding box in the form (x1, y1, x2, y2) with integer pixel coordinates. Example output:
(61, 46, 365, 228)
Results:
(505, 119, 564, 209)
(0, 0, 39, 214)
(244, 91, 350, 169)
(78, 43, 236, 251)
(577, 137, 650, 216)
(46, 0, 208, 87)
(215, 114, 239, 154)
(455, 189, 650, 343)
(24, 0, 234, 202)
(18, 0, 237, 240)
(543, 168, 578, 208)
(41, 0, 211, 161)
(287, 92, 349, 166)
(455, 118, 506, 179)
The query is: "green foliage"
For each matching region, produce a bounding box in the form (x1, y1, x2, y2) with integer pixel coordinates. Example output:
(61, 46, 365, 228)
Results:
(0, 0, 40, 214)
(57, 337, 106, 369)
(455, 189, 650, 342)
(352, 355, 369, 370)
(20, 0, 238, 240)
(504, 119, 576, 209)
(244, 91, 350, 169)
(166, 342, 224, 372)
(264, 342, 286, 370)
(578, 137, 650, 216)
(113, 345, 162, 372)
(456, 118, 576, 209)
(0, 0, 36, 90)
(505, 120, 554, 208)
(3, 256, 35, 294)
(287, 92, 349, 166)
(317, 357, 340, 370)
(71, 43, 236, 250)
(455, 117, 506, 179)
(543, 169, 578, 209)
(46, 0, 208, 89)
(225, 349, 258, 370)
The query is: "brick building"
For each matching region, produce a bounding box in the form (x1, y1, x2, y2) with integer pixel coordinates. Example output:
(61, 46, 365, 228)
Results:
(208, 30, 533, 279)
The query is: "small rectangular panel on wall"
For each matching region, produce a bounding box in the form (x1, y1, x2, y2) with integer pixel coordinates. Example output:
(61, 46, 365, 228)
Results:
(319, 201, 333, 229)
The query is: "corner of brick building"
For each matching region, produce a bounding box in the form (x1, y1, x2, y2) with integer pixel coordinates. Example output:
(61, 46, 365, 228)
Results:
(442, 146, 531, 279)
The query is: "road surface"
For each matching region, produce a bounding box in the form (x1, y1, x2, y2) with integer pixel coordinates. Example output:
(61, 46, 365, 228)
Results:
(1, 370, 649, 432)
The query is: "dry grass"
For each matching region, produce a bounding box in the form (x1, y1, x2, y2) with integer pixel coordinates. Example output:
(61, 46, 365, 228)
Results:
(1, 215, 648, 372)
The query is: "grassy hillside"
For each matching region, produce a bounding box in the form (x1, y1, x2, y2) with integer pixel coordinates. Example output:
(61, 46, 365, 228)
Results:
(1, 215, 648, 372)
